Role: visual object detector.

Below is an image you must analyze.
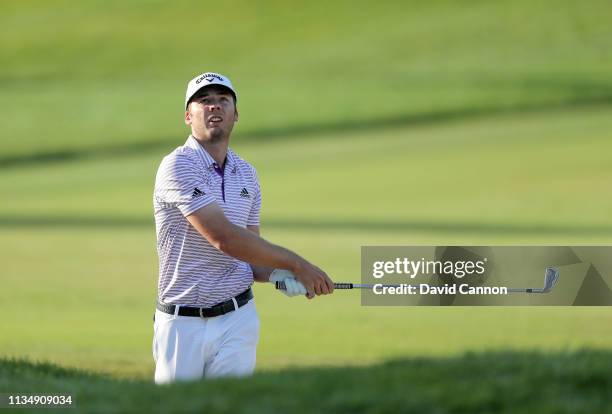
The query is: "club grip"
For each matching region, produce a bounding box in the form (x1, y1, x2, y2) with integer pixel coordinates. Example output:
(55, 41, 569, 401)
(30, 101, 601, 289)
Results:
(275, 281, 353, 290)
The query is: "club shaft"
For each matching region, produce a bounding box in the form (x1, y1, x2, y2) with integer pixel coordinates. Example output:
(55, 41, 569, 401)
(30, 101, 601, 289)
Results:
(275, 267, 559, 294)
(276, 284, 549, 292)
(274, 282, 402, 290)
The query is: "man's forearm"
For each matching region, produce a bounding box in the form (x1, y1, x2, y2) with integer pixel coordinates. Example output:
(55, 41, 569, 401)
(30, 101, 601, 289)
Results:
(187, 204, 306, 273)
(219, 223, 305, 274)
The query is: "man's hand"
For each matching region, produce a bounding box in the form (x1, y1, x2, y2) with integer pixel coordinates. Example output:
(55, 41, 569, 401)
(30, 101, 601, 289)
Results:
(292, 260, 334, 299)
(269, 269, 307, 297)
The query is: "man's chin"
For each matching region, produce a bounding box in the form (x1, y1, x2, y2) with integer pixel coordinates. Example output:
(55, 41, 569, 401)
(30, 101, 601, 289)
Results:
(205, 127, 225, 141)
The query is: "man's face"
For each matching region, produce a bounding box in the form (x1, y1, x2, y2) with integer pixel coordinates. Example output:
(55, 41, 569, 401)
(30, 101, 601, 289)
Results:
(185, 86, 238, 141)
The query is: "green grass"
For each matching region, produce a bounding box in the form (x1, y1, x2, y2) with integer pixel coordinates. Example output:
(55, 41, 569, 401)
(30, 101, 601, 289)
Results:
(2, 350, 611, 413)
(1, 106, 611, 233)
(1, 108, 612, 379)
(3, 223, 612, 378)
(2, 0, 612, 159)
(2, 1, 612, 410)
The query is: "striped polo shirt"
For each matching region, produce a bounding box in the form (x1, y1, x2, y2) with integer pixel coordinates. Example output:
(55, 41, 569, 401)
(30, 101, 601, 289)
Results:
(153, 135, 261, 307)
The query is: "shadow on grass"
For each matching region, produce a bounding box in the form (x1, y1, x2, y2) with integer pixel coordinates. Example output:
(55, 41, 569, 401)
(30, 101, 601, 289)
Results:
(1, 350, 611, 413)
(2, 92, 612, 169)
(0, 215, 610, 236)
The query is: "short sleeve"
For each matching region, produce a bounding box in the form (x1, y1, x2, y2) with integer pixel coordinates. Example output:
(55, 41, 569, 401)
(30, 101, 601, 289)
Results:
(154, 151, 215, 216)
(247, 167, 262, 226)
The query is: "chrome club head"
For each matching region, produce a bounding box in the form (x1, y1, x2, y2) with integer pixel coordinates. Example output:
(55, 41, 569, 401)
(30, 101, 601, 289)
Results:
(506, 267, 560, 293)
(541, 267, 560, 293)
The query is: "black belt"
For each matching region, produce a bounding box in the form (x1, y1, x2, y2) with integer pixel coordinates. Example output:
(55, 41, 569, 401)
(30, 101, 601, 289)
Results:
(156, 288, 253, 318)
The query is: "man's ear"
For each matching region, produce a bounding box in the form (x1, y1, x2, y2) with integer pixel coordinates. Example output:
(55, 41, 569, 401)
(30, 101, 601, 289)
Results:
(185, 108, 191, 125)
(234, 107, 239, 123)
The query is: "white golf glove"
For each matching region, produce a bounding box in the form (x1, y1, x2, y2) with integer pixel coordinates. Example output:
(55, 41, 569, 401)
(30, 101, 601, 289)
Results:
(269, 269, 307, 297)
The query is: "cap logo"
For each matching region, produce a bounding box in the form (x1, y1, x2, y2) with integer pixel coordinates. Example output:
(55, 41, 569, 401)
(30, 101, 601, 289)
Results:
(195, 73, 224, 84)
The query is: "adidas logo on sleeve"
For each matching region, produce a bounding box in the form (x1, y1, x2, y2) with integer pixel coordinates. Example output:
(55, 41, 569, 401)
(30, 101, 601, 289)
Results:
(192, 188, 205, 198)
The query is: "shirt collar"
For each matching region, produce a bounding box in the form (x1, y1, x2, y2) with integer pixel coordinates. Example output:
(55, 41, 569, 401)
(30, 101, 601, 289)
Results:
(185, 135, 235, 171)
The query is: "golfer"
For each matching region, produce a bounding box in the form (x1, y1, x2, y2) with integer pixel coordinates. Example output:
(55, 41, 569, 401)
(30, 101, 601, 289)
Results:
(152, 72, 334, 384)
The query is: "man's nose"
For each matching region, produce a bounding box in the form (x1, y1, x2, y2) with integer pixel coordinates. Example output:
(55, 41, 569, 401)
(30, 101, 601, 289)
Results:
(207, 101, 221, 111)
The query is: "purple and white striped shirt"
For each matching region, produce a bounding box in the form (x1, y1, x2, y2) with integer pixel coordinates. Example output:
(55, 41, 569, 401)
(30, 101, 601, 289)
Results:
(153, 135, 261, 307)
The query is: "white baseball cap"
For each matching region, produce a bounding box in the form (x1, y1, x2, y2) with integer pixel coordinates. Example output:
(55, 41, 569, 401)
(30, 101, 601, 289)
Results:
(184, 72, 237, 109)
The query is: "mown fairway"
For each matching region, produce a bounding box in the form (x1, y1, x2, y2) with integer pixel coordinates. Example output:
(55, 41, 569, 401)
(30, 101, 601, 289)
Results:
(2, 0, 612, 160)
(2, 107, 611, 379)
(1, 0, 612, 410)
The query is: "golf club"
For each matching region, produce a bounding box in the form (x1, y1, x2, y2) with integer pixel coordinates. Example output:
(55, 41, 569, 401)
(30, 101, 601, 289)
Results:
(506, 266, 559, 293)
(275, 267, 560, 293)
(274, 282, 403, 290)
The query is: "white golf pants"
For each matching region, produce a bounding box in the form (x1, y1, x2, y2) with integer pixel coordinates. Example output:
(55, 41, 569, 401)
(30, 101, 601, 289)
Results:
(152, 299, 260, 384)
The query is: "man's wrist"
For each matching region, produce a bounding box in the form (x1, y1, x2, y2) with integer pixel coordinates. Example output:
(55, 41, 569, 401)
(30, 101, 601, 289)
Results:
(289, 257, 306, 275)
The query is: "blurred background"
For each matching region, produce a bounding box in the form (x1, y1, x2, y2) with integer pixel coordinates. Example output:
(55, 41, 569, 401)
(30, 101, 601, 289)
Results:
(1, 0, 611, 379)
